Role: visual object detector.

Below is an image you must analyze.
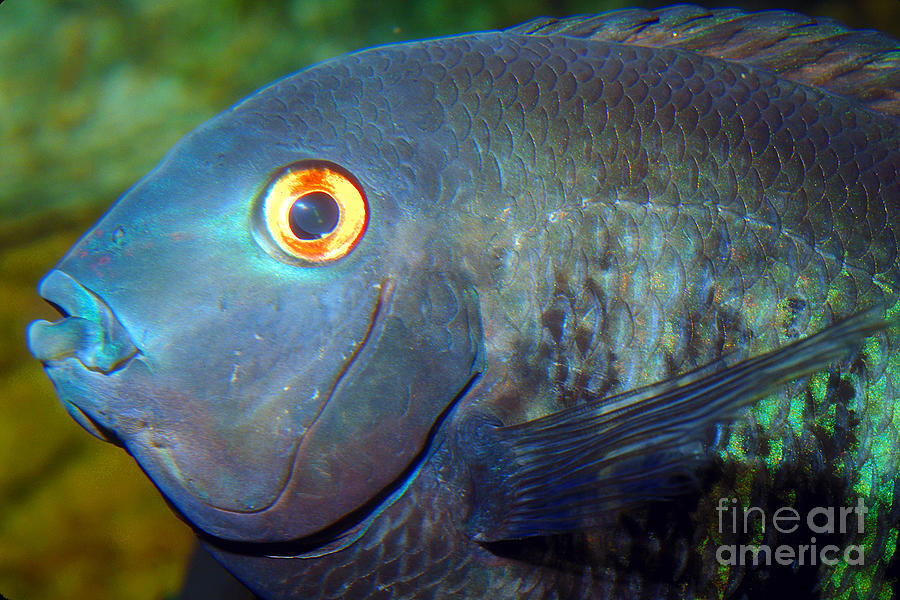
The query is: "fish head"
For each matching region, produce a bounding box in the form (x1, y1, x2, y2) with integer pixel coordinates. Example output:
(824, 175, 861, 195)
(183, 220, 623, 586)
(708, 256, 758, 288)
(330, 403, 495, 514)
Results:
(27, 47, 484, 543)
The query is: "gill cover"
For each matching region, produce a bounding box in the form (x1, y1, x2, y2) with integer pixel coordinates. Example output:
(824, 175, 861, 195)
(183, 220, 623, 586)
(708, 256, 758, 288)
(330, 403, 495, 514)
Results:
(236, 160, 483, 542)
(159, 151, 481, 542)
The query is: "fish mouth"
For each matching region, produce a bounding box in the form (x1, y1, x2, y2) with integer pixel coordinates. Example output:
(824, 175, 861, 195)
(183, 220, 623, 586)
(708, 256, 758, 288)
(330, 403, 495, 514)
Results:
(28, 270, 139, 374)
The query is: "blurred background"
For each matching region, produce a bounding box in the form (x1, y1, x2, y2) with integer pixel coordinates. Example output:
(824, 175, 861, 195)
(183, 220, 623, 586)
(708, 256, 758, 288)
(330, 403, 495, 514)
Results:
(1, 0, 897, 598)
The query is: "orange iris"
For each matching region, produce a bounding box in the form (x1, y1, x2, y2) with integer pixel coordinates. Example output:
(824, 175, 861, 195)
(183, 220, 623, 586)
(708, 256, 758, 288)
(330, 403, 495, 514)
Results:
(263, 162, 368, 263)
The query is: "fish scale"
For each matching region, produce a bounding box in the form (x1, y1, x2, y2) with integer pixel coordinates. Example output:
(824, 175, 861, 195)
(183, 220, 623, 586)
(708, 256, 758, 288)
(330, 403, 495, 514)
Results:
(348, 33, 895, 400)
(27, 5, 900, 599)
(217, 26, 899, 595)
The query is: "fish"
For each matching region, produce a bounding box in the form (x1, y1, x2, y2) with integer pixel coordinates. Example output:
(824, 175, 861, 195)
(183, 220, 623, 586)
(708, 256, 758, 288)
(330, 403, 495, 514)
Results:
(27, 4, 900, 599)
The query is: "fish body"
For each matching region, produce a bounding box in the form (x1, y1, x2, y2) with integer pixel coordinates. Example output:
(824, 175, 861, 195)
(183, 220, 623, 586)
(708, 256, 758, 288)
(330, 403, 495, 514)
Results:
(28, 6, 900, 599)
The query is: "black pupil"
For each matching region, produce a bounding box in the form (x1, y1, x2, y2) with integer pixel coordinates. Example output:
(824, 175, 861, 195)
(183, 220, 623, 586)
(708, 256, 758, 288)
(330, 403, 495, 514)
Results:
(288, 192, 340, 240)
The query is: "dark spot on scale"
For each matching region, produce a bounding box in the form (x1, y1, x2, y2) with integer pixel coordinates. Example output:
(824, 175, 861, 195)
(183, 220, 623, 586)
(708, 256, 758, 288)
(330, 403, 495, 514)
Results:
(584, 276, 604, 303)
(714, 310, 727, 356)
(574, 323, 592, 356)
(572, 369, 591, 400)
(810, 373, 859, 459)
(788, 297, 807, 310)
(535, 341, 553, 364)
(850, 351, 868, 376)
(541, 306, 566, 345)
(684, 312, 703, 363)
(589, 350, 619, 399)
(781, 296, 809, 338)
(594, 245, 613, 271)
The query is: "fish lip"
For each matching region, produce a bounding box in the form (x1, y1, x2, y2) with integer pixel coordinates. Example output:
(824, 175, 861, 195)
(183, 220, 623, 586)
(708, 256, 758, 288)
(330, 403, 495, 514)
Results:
(28, 270, 140, 374)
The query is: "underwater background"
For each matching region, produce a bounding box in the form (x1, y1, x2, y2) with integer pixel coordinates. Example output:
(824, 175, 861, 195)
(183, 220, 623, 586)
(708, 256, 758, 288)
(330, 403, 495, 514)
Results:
(1, 0, 898, 599)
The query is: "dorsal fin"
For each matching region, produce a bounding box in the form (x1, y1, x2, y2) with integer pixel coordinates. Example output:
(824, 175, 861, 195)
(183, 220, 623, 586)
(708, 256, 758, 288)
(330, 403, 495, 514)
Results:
(506, 5, 900, 119)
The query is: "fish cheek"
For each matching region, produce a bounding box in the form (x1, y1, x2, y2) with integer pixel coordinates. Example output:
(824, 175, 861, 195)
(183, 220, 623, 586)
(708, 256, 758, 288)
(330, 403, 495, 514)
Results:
(276, 269, 483, 537)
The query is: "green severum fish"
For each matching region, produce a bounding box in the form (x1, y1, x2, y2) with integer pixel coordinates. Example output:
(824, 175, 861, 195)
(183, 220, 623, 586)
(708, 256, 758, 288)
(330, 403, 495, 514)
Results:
(27, 5, 900, 599)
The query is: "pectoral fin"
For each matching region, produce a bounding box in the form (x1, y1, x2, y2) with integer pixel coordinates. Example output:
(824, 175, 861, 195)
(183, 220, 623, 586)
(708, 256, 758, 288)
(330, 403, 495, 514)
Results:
(465, 307, 886, 542)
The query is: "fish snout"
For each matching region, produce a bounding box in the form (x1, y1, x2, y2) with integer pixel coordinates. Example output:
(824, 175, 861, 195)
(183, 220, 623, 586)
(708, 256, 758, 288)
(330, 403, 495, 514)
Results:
(28, 270, 138, 373)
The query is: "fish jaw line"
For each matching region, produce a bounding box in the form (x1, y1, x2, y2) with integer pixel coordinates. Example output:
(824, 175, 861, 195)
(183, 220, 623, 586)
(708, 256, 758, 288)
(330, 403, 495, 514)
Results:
(63, 397, 122, 445)
(147, 277, 395, 517)
(31, 267, 397, 541)
(37, 355, 150, 446)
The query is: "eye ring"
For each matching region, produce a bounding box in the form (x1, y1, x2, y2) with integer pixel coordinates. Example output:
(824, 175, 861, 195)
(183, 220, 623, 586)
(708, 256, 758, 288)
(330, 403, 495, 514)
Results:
(262, 161, 368, 263)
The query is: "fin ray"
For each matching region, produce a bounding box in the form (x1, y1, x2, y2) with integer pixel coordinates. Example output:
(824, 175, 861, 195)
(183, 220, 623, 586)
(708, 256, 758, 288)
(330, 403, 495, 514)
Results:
(506, 5, 900, 119)
(468, 307, 886, 541)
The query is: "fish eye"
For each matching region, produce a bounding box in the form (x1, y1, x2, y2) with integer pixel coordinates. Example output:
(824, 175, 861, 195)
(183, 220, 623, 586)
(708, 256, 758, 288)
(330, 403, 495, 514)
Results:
(288, 192, 340, 240)
(262, 161, 368, 262)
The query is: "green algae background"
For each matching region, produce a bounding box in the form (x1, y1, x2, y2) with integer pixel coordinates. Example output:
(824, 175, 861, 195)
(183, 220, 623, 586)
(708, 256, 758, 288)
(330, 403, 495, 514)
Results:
(1, 1, 897, 599)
